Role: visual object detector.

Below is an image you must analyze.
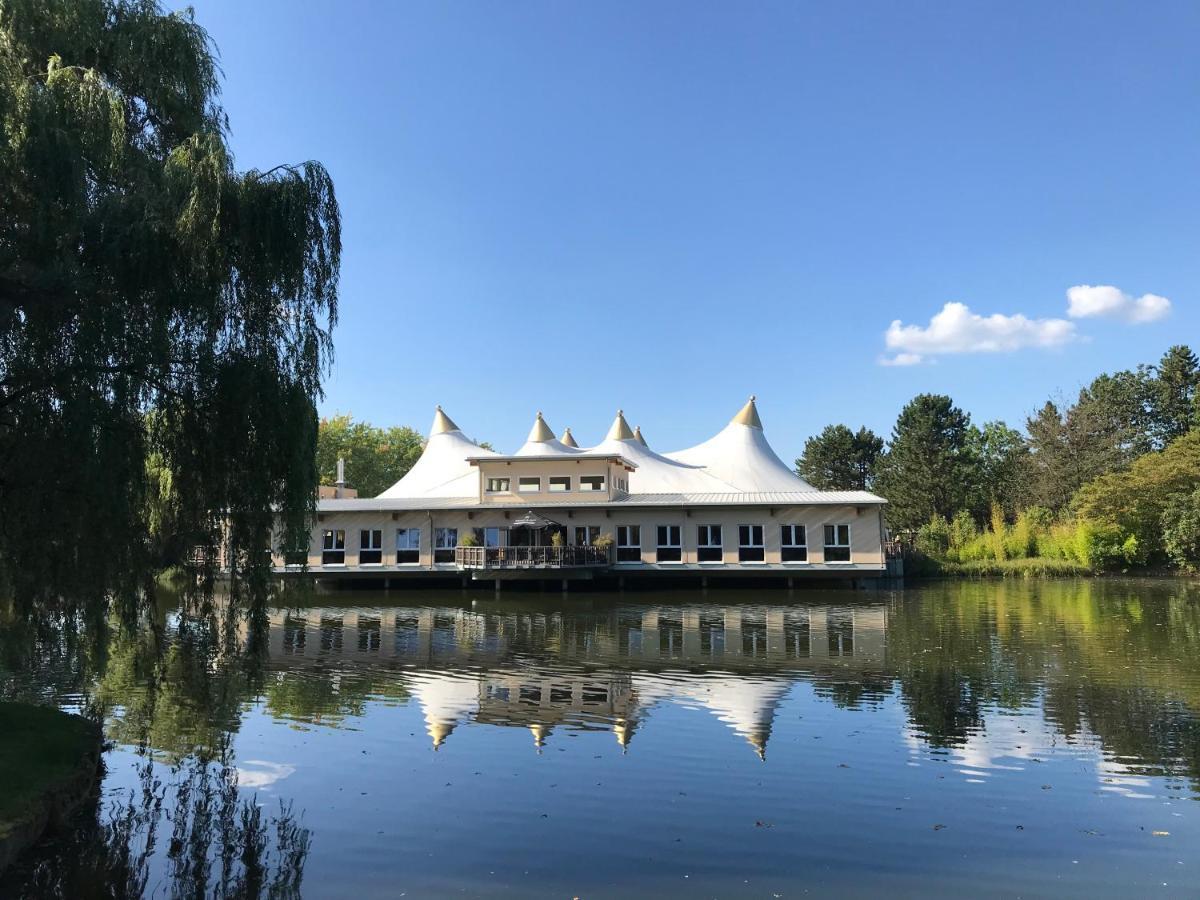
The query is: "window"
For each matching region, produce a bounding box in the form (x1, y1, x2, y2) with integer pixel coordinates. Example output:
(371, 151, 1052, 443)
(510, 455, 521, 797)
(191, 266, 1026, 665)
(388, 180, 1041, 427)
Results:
(321, 529, 345, 565)
(656, 525, 681, 562)
(359, 529, 382, 565)
(575, 525, 600, 546)
(616, 525, 641, 562)
(434, 527, 458, 563)
(549, 476, 571, 492)
(396, 527, 421, 564)
(738, 524, 765, 562)
(476, 526, 506, 548)
(697, 525, 723, 562)
(486, 477, 510, 492)
(824, 524, 851, 562)
(781, 524, 808, 562)
(518, 476, 541, 492)
(579, 475, 606, 492)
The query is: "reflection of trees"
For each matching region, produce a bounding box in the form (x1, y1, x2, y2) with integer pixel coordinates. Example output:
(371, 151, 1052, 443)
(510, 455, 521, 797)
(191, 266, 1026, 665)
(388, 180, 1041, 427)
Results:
(263, 666, 411, 726)
(3, 748, 310, 899)
(888, 579, 1200, 788)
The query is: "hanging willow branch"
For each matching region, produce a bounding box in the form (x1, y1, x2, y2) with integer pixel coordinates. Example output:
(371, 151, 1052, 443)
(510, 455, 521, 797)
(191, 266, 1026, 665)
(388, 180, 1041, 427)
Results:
(0, 0, 341, 615)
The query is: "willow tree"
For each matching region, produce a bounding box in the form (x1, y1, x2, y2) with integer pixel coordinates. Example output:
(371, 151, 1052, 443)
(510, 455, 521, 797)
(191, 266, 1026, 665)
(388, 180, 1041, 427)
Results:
(0, 0, 340, 614)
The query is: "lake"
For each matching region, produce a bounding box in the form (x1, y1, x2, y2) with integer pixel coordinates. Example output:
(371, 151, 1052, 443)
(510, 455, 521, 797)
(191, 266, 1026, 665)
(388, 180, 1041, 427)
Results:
(2, 578, 1198, 898)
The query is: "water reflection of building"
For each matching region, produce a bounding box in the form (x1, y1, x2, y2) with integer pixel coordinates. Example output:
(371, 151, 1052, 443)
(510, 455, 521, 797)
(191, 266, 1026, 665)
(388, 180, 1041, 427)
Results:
(263, 603, 887, 757)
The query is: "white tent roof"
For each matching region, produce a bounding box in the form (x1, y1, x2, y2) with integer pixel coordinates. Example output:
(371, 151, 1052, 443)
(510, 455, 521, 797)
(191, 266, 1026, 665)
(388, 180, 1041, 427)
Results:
(367, 398, 881, 504)
(664, 397, 819, 493)
(376, 407, 496, 499)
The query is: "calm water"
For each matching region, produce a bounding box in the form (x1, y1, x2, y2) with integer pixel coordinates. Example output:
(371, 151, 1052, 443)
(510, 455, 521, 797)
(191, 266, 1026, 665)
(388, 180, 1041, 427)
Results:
(2, 579, 1199, 898)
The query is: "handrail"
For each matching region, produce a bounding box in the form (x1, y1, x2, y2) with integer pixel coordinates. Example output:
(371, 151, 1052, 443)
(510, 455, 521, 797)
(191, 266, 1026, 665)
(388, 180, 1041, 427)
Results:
(455, 545, 612, 569)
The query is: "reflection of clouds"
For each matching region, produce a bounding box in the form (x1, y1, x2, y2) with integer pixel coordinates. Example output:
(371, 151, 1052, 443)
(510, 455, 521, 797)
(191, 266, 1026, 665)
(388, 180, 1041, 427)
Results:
(904, 712, 1063, 775)
(237, 760, 296, 790)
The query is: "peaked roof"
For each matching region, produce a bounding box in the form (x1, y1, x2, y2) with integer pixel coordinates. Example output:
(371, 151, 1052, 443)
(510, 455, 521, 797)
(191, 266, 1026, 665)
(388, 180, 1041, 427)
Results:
(730, 395, 763, 429)
(376, 407, 496, 499)
(560, 427, 579, 449)
(605, 410, 635, 442)
(633, 425, 648, 447)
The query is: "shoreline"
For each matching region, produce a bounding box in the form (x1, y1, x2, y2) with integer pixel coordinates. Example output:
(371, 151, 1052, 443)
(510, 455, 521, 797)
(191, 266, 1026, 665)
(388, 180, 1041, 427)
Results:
(0, 704, 103, 875)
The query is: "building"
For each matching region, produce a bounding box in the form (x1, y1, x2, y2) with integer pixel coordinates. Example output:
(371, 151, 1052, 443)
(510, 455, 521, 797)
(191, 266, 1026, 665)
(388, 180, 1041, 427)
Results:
(286, 397, 888, 584)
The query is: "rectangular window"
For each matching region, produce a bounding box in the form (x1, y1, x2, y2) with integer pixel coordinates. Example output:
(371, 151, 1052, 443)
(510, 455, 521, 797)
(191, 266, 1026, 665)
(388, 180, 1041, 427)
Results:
(579, 475, 606, 492)
(485, 477, 510, 493)
(549, 476, 571, 492)
(738, 524, 765, 562)
(359, 529, 382, 565)
(479, 527, 506, 548)
(396, 527, 421, 564)
(575, 525, 600, 546)
(434, 527, 458, 564)
(616, 525, 642, 562)
(656, 525, 682, 563)
(823, 524, 851, 562)
(321, 529, 345, 565)
(518, 476, 541, 492)
(781, 524, 808, 562)
(697, 524, 723, 562)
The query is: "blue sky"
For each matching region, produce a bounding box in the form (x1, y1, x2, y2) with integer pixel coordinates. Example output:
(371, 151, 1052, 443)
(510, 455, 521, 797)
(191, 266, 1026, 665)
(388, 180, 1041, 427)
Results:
(182, 1, 1198, 458)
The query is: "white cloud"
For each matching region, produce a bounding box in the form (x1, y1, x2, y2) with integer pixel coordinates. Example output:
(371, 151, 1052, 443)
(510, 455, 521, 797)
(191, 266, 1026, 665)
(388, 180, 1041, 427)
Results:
(882, 302, 1077, 364)
(1066, 284, 1171, 323)
(879, 352, 924, 366)
(235, 760, 296, 790)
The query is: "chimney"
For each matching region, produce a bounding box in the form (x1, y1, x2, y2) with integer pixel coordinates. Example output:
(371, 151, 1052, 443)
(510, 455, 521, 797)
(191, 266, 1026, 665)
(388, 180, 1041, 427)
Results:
(336, 457, 346, 487)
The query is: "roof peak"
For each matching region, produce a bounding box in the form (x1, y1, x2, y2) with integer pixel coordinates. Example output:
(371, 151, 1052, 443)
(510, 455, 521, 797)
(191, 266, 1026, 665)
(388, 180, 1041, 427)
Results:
(606, 409, 635, 442)
(730, 395, 762, 429)
(633, 425, 648, 447)
(560, 426, 579, 449)
(527, 411, 555, 443)
(430, 405, 460, 435)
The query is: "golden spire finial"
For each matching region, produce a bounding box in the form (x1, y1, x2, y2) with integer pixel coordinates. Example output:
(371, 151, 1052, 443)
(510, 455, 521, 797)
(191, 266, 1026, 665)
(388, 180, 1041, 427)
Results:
(527, 411, 555, 442)
(730, 395, 763, 429)
(560, 427, 579, 449)
(430, 406, 460, 435)
(633, 425, 648, 448)
(605, 409, 635, 442)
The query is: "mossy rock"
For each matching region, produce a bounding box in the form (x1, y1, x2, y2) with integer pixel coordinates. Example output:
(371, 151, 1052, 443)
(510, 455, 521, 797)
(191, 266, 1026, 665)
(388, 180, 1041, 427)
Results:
(0, 703, 101, 873)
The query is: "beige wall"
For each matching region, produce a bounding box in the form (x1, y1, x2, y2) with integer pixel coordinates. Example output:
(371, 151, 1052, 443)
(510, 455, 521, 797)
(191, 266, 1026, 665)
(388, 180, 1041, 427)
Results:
(292, 503, 884, 569)
(474, 458, 631, 504)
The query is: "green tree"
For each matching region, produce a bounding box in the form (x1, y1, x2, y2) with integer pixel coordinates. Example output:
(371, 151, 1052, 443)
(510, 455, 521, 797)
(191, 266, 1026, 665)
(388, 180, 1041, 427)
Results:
(317, 415, 424, 498)
(1151, 345, 1199, 444)
(1073, 430, 1200, 562)
(876, 394, 976, 532)
(795, 424, 884, 491)
(0, 0, 339, 611)
(1162, 487, 1200, 571)
(966, 420, 1028, 516)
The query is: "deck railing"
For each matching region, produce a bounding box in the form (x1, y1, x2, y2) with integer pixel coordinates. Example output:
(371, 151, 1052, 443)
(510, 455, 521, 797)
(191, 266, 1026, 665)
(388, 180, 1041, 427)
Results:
(455, 545, 612, 569)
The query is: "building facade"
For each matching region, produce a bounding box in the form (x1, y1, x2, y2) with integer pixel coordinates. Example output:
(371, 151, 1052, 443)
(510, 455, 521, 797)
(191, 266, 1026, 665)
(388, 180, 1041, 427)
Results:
(285, 397, 888, 583)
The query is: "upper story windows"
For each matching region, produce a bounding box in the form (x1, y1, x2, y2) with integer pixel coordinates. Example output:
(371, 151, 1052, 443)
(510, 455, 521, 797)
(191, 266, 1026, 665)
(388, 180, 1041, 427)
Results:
(486, 477, 510, 493)
(549, 476, 571, 492)
(824, 524, 851, 562)
(518, 476, 541, 492)
(579, 475, 606, 492)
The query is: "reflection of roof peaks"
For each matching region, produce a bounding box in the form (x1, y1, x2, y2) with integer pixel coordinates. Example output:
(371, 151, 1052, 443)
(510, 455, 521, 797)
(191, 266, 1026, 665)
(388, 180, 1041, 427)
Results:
(410, 672, 482, 751)
(531, 723, 551, 751)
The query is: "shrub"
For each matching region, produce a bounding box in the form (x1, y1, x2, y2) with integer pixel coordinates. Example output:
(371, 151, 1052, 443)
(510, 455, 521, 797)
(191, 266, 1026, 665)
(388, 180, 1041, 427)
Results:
(915, 514, 951, 558)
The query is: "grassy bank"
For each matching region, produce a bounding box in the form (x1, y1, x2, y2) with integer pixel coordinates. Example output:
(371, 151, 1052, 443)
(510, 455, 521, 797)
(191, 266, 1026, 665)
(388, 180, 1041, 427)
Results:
(0, 702, 100, 869)
(929, 557, 1093, 578)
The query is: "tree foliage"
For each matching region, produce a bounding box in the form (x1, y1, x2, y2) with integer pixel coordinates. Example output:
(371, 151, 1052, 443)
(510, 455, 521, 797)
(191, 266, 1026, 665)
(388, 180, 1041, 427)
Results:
(0, 0, 340, 612)
(795, 424, 883, 491)
(875, 394, 976, 532)
(316, 415, 423, 499)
